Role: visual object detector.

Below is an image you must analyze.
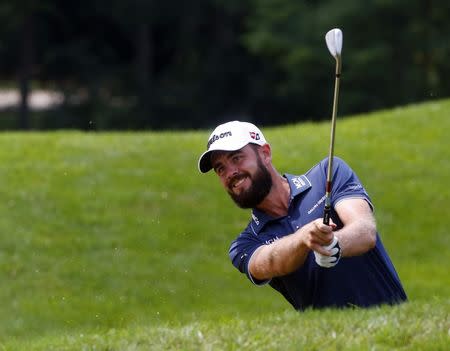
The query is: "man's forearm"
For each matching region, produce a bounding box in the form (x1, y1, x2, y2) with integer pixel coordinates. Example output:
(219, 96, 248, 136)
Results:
(334, 217, 376, 257)
(249, 232, 310, 280)
(333, 199, 378, 257)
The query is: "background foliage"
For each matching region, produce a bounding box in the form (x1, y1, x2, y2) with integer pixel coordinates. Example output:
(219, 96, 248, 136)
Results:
(0, 0, 449, 130)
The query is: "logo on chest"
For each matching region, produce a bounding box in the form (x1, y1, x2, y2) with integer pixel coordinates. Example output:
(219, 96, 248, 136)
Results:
(307, 194, 327, 214)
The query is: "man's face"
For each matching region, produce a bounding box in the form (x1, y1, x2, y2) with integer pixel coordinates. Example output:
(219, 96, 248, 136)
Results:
(211, 145, 272, 208)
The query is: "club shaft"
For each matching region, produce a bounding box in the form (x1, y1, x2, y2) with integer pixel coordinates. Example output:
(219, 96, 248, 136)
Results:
(323, 56, 341, 225)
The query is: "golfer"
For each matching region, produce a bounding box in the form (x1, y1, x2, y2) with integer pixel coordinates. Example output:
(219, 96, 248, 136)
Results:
(198, 121, 407, 310)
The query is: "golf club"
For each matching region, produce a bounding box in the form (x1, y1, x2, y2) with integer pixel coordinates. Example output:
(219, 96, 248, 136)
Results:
(323, 28, 343, 225)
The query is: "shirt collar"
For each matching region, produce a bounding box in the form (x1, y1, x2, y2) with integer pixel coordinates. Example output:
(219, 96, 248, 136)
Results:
(250, 174, 312, 234)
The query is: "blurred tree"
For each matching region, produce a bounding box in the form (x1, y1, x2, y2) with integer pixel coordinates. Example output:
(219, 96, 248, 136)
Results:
(243, 0, 450, 119)
(18, 12, 33, 130)
(0, 0, 449, 130)
(0, 2, 43, 129)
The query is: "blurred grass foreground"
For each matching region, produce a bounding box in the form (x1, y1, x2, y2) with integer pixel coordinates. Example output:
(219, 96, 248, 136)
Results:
(0, 99, 449, 349)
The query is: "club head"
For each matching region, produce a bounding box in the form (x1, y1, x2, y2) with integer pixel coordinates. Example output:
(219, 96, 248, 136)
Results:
(325, 28, 343, 58)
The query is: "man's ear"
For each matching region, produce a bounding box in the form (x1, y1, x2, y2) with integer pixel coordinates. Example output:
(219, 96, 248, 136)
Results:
(260, 143, 272, 164)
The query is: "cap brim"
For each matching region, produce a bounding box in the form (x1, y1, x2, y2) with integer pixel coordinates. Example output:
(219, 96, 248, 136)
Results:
(198, 150, 214, 173)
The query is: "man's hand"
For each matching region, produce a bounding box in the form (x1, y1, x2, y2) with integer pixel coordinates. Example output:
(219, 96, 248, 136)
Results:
(299, 218, 336, 255)
(314, 236, 341, 268)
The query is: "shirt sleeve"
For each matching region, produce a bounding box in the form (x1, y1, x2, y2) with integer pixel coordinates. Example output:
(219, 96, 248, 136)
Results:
(329, 157, 374, 210)
(229, 231, 270, 286)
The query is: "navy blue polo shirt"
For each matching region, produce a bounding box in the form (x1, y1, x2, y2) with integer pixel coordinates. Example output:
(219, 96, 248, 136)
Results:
(229, 157, 407, 310)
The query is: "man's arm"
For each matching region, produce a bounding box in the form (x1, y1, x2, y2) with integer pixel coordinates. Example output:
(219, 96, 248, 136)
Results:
(333, 198, 377, 257)
(248, 219, 335, 280)
(249, 198, 376, 279)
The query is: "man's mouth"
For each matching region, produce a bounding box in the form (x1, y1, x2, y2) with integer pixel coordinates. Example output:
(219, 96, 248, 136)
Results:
(229, 175, 248, 190)
(233, 177, 246, 188)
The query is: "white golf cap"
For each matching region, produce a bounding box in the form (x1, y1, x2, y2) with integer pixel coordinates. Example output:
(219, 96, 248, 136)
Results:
(198, 120, 267, 173)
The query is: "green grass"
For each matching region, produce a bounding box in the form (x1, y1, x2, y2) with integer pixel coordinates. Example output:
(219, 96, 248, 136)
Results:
(0, 99, 449, 349)
(8, 300, 450, 350)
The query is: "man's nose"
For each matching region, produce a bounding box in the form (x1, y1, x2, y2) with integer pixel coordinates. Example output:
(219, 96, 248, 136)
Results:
(225, 165, 239, 181)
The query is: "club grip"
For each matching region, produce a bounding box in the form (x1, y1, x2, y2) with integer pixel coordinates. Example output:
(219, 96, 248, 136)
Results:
(323, 204, 331, 225)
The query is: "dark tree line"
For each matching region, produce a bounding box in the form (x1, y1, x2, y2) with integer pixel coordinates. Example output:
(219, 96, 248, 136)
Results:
(0, 0, 449, 130)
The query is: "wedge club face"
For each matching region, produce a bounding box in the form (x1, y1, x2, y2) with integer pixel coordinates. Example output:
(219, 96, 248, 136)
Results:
(325, 28, 343, 58)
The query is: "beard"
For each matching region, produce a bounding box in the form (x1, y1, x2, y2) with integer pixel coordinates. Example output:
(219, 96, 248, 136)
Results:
(227, 156, 273, 209)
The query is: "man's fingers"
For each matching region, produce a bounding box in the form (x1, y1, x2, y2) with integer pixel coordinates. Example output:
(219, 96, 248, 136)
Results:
(304, 235, 333, 249)
(312, 244, 331, 256)
(299, 219, 336, 251)
(300, 220, 334, 248)
(314, 218, 335, 233)
(314, 236, 341, 268)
